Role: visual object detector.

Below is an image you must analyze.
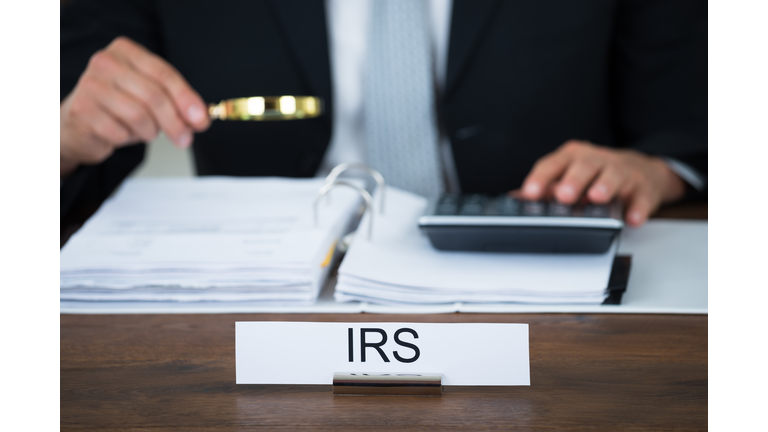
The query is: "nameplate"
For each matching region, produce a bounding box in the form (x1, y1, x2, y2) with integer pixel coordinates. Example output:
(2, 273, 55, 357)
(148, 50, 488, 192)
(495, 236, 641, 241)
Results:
(235, 322, 530, 386)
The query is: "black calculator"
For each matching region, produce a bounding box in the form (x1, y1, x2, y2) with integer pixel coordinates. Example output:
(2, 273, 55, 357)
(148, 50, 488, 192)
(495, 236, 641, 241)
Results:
(418, 194, 624, 254)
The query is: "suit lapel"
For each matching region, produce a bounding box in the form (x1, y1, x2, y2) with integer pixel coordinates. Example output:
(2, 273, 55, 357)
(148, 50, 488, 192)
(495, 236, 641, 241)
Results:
(445, 0, 501, 99)
(268, 0, 332, 101)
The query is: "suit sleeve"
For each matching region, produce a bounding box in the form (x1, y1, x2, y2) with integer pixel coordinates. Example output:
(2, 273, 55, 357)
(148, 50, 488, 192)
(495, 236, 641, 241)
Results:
(612, 0, 707, 194)
(60, 0, 161, 223)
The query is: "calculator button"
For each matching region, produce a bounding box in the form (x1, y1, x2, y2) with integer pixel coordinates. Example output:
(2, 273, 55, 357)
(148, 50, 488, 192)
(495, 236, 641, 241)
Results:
(435, 195, 459, 215)
(582, 205, 610, 218)
(438, 194, 459, 205)
(459, 195, 487, 215)
(548, 202, 572, 217)
(496, 197, 520, 216)
(435, 203, 458, 215)
(522, 200, 546, 216)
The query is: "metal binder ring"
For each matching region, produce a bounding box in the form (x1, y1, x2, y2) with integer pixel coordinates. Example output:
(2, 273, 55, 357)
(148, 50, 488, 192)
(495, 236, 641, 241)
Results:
(314, 180, 374, 241)
(324, 163, 386, 214)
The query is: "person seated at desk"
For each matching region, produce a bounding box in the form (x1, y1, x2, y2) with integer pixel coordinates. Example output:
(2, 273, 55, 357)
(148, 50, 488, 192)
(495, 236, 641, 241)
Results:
(60, 0, 706, 228)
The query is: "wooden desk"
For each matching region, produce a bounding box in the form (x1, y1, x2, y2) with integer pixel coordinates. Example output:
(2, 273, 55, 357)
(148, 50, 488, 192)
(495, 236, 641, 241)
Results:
(61, 201, 707, 430)
(61, 313, 706, 430)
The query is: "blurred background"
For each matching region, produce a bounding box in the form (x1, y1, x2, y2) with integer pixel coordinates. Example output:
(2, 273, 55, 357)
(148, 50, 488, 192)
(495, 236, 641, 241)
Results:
(129, 135, 194, 178)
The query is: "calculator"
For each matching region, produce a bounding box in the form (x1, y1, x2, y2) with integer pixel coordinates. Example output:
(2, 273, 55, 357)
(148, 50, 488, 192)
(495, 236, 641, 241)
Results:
(418, 194, 624, 253)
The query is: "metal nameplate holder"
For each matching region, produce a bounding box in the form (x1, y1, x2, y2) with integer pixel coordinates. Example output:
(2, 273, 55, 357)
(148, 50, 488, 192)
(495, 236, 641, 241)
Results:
(333, 372, 443, 396)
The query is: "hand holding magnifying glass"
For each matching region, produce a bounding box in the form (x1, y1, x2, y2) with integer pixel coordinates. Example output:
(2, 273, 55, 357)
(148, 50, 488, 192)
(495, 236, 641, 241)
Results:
(59, 36, 325, 178)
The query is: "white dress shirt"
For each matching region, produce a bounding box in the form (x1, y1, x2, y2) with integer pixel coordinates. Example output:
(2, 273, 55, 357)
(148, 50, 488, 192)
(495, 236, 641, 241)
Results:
(318, 0, 456, 189)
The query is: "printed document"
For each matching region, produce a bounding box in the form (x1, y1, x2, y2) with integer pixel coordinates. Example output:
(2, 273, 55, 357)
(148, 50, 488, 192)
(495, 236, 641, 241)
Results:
(335, 187, 617, 305)
(60, 177, 361, 303)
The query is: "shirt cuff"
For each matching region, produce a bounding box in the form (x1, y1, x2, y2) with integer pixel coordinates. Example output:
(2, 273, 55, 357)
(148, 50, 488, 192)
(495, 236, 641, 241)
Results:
(661, 157, 707, 191)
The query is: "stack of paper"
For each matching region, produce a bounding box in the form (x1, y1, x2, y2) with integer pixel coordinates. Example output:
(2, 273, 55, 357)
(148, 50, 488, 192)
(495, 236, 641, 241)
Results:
(335, 188, 617, 305)
(60, 177, 361, 304)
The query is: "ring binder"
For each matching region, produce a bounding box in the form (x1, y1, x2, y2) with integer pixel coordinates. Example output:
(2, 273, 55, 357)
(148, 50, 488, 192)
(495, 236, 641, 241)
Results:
(315, 180, 374, 240)
(332, 372, 443, 396)
(324, 163, 386, 214)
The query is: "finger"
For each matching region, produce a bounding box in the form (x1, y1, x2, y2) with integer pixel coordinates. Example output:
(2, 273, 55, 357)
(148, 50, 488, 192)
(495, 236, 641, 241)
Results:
(118, 133, 143, 146)
(88, 109, 132, 148)
(82, 77, 159, 143)
(76, 107, 132, 164)
(90, 51, 193, 148)
(65, 87, 132, 148)
(586, 164, 627, 204)
(108, 37, 209, 131)
(554, 158, 604, 204)
(521, 152, 572, 200)
(617, 181, 634, 204)
(625, 185, 661, 227)
(116, 74, 193, 148)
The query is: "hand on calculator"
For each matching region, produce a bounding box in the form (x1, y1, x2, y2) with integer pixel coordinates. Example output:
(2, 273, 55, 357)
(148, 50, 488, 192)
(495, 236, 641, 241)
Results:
(519, 140, 687, 227)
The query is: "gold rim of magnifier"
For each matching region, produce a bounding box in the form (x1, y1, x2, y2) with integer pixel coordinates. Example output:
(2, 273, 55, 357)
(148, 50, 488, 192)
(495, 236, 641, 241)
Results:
(208, 96, 323, 121)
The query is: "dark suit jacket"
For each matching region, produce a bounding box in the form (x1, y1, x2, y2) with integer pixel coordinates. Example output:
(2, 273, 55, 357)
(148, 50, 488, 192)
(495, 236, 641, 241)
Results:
(61, 0, 707, 223)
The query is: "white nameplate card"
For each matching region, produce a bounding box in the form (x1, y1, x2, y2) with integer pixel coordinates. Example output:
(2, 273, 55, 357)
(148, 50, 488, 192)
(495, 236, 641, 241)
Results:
(236, 322, 530, 386)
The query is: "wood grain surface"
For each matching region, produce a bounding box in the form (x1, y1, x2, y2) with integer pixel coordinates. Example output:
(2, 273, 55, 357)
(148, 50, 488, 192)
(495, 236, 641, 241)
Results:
(61, 313, 707, 431)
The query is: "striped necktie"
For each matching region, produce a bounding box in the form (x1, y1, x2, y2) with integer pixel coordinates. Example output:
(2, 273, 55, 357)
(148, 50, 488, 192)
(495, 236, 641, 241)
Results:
(365, 0, 443, 199)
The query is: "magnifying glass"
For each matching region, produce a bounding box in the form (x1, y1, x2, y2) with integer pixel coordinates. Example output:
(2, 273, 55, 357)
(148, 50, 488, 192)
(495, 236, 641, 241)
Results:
(208, 96, 323, 121)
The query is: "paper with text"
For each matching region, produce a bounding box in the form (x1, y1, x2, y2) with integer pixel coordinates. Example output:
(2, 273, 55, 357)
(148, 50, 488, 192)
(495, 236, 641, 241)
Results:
(60, 177, 361, 303)
(235, 322, 530, 386)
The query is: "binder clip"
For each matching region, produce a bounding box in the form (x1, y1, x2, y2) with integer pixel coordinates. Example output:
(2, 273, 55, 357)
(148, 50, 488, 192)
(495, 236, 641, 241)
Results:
(332, 372, 443, 397)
